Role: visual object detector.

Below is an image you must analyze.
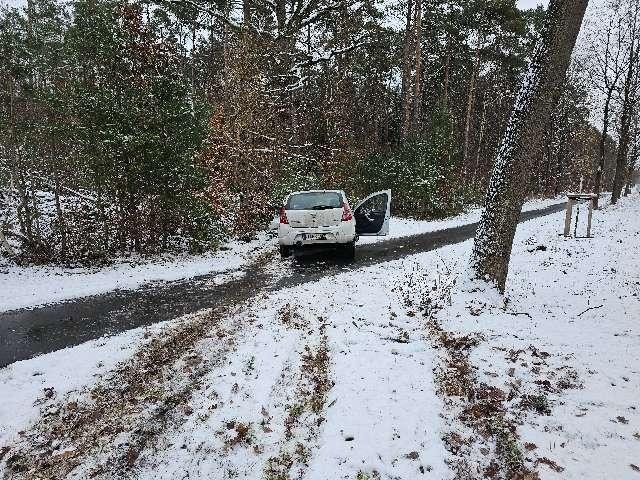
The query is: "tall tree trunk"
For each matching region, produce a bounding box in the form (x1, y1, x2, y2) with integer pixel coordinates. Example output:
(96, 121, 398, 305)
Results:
(410, 0, 423, 135)
(471, 0, 589, 292)
(624, 113, 638, 195)
(53, 170, 67, 260)
(626, 155, 637, 195)
(593, 87, 614, 207)
(1, 171, 16, 257)
(463, 35, 483, 181)
(611, 8, 637, 204)
(275, 0, 285, 31)
(401, 0, 423, 141)
(400, 0, 414, 141)
(473, 95, 488, 187)
(15, 165, 33, 244)
(612, 103, 634, 203)
(243, 0, 252, 24)
(443, 33, 451, 109)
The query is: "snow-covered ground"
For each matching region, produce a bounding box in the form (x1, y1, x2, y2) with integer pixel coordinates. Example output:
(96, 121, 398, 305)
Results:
(0, 318, 176, 451)
(1, 193, 636, 479)
(0, 195, 565, 313)
(427, 193, 640, 479)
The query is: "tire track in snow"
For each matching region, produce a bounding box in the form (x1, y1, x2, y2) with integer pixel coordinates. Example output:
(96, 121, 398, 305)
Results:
(125, 301, 332, 480)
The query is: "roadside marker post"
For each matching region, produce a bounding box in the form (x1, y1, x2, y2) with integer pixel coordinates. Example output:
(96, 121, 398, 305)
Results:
(564, 193, 597, 238)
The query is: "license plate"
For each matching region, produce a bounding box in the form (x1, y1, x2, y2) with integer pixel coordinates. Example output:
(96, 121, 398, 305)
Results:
(302, 233, 327, 241)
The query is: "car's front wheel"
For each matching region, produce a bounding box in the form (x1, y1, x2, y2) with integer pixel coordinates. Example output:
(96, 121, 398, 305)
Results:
(279, 245, 292, 258)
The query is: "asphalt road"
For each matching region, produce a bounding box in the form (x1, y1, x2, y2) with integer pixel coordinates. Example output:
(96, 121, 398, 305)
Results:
(0, 202, 565, 367)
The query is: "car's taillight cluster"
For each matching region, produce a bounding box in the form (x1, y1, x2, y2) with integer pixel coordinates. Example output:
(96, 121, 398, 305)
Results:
(279, 207, 289, 224)
(341, 203, 352, 221)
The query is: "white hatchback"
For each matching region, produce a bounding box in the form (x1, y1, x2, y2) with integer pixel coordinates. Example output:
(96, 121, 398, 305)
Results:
(277, 190, 391, 258)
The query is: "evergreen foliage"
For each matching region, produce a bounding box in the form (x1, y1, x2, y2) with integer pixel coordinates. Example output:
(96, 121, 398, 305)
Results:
(0, 0, 614, 264)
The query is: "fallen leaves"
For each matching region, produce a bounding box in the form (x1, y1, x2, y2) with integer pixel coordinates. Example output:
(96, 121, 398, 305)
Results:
(403, 451, 419, 460)
(535, 457, 564, 473)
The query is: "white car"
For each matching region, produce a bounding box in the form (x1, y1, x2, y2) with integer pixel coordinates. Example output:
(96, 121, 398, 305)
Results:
(277, 189, 391, 258)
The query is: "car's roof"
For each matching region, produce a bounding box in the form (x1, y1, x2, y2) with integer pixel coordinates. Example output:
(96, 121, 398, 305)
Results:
(288, 189, 345, 196)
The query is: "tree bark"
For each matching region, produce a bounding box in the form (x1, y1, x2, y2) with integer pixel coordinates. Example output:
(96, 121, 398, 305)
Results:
(593, 86, 614, 207)
(624, 113, 638, 195)
(611, 7, 637, 204)
(410, 0, 423, 135)
(473, 94, 488, 185)
(463, 35, 483, 180)
(471, 0, 589, 292)
(612, 103, 635, 203)
(401, 0, 422, 141)
(592, 11, 625, 209)
(53, 170, 67, 260)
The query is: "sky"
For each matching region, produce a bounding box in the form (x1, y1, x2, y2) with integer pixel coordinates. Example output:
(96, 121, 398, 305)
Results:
(516, 0, 549, 9)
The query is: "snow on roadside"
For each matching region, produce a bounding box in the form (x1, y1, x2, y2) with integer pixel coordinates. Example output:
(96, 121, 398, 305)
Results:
(427, 194, 640, 478)
(2, 248, 453, 479)
(0, 234, 272, 313)
(0, 318, 175, 450)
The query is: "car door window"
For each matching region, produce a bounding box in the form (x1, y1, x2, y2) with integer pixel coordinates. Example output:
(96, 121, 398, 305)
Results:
(354, 192, 389, 234)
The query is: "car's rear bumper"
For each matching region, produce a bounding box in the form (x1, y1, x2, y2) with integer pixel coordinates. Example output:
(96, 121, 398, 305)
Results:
(278, 224, 355, 246)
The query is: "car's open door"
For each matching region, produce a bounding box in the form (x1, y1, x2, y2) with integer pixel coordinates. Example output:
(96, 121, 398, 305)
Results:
(353, 190, 391, 236)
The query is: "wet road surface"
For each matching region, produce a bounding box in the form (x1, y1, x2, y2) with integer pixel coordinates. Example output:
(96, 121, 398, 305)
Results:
(0, 203, 565, 367)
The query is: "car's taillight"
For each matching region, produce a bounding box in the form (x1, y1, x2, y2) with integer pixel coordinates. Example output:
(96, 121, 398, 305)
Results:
(279, 207, 289, 224)
(341, 203, 352, 221)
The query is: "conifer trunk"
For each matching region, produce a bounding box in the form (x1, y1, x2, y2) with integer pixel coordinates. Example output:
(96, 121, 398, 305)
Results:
(463, 36, 483, 179)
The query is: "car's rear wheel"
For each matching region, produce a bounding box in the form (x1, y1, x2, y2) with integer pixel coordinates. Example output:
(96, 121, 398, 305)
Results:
(341, 242, 355, 260)
(279, 245, 292, 258)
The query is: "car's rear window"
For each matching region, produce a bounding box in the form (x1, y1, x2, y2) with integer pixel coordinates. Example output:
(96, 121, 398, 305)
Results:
(286, 192, 343, 210)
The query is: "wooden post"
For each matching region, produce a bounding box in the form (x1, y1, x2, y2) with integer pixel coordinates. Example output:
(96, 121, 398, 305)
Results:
(586, 198, 594, 237)
(564, 198, 573, 236)
(565, 193, 596, 237)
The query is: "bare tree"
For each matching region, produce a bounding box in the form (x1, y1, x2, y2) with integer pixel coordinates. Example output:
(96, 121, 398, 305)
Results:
(471, 0, 589, 292)
(624, 111, 639, 194)
(588, 0, 626, 207)
(462, 33, 484, 176)
(611, 0, 639, 204)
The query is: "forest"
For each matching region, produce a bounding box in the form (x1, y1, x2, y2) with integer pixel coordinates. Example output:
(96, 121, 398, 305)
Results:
(0, 0, 637, 264)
